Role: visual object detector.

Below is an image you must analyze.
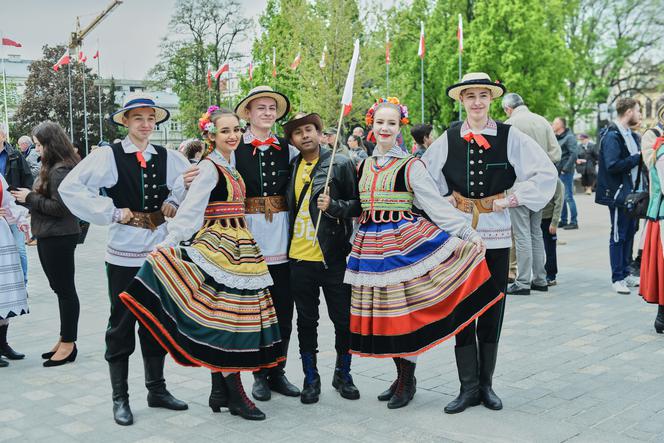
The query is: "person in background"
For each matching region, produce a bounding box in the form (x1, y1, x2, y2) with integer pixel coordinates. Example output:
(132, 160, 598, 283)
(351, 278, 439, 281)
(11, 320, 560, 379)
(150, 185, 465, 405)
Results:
(179, 139, 204, 164)
(346, 135, 368, 165)
(11, 121, 81, 367)
(323, 128, 349, 157)
(17, 135, 40, 178)
(576, 134, 599, 195)
(541, 179, 564, 286)
(353, 126, 374, 156)
(552, 117, 578, 230)
(410, 124, 433, 158)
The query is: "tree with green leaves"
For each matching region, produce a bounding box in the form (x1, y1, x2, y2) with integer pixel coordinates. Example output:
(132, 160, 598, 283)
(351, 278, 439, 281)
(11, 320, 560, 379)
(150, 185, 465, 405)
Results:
(12, 45, 118, 154)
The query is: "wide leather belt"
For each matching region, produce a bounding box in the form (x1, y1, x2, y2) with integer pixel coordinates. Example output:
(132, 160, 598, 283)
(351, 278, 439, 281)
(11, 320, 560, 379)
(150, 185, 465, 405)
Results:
(245, 196, 287, 222)
(452, 191, 506, 229)
(126, 210, 165, 231)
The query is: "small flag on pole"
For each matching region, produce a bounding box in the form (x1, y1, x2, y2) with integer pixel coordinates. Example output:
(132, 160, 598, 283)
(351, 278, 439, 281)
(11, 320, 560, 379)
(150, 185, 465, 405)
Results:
(272, 47, 277, 78)
(418, 21, 425, 59)
(385, 31, 391, 65)
(457, 14, 463, 53)
(290, 51, 301, 70)
(248, 61, 253, 81)
(93, 50, 100, 59)
(1, 37, 22, 48)
(78, 51, 87, 63)
(52, 51, 71, 72)
(206, 68, 212, 89)
(341, 39, 360, 117)
(319, 44, 327, 69)
(214, 63, 229, 79)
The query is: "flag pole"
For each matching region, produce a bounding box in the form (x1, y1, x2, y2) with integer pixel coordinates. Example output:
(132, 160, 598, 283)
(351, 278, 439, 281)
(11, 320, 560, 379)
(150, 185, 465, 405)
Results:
(458, 14, 463, 121)
(96, 44, 103, 143)
(385, 31, 390, 96)
(420, 22, 425, 123)
(1, 40, 9, 137)
(80, 52, 89, 156)
(226, 69, 231, 109)
(67, 48, 74, 142)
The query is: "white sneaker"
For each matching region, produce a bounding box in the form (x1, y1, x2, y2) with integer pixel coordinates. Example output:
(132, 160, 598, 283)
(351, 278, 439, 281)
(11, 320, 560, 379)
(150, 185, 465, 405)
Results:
(612, 280, 631, 294)
(624, 275, 640, 287)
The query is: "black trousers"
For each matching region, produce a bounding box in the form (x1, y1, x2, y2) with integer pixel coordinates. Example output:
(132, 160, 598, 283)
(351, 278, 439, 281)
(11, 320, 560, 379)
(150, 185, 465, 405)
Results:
(37, 234, 80, 342)
(290, 259, 351, 354)
(541, 218, 558, 280)
(456, 248, 509, 346)
(104, 263, 165, 362)
(268, 262, 293, 344)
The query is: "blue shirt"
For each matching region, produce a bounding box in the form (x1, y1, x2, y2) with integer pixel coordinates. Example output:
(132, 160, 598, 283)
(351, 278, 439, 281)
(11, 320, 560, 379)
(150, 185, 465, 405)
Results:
(0, 146, 8, 176)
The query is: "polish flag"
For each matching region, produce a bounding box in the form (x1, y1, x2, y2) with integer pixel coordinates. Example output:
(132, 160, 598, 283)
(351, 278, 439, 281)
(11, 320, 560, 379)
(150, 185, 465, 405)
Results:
(457, 14, 463, 53)
(385, 31, 391, 65)
(272, 47, 277, 78)
(78, 51, 87, 63)
(93, 50, 100, 59)
(290, 52, 301, 70)
(319, 45, 327, 69)
(418, 21, 425, 59)
(206, 68, 212, 89)
(341, 39, 360, 117)
(1, 37, 22, 48)
(52, 51, 71, 72)
(248, 61, 253, 81)
(214, 63, 229, 79)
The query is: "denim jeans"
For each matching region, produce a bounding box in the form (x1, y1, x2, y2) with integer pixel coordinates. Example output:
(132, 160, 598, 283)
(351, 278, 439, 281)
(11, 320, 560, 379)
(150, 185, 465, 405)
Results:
(559, 172, 578, 225)
(608, 205, 636, 283)
(9, 223, 27, 284)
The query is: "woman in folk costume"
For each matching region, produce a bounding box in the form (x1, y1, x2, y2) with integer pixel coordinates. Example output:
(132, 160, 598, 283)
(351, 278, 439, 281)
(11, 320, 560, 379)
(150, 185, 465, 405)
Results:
(639, 106, 664, 334)
(119, 107, 283, 421)
(345, 98, 504, 409)
(0, 173, 29, 368)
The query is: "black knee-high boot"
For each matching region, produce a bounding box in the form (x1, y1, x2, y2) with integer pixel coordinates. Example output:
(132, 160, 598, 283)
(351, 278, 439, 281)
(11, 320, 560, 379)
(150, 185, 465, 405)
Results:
(143, 356, 188, 410)
(0, 324, 24, 360)
(445, 344, 481, 414)
(478, 342, 503, 410)
(377, 357, 401, 401)
(655, 305, 664, 334)
(109, 360, 133, 426)
(209, 372, 228, 412)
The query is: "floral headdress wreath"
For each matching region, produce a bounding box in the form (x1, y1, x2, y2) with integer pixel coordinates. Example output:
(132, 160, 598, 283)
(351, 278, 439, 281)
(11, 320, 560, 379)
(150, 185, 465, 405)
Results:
(365, 97, 410, 126)
(198, 105, 220, 157)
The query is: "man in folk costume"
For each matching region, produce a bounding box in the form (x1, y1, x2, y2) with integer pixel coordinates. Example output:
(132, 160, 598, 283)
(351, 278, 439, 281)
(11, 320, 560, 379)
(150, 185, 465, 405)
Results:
(282, 112, 361, 404)
(60, 93, 190, 425)
(422, 73, 557, 413)
(233, 86, 301, 400)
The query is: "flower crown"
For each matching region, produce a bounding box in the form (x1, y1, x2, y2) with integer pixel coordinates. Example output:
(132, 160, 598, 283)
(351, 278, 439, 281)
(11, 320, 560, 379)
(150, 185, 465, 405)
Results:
(198, 105, 220, 134)
(365, 97, 410, 126)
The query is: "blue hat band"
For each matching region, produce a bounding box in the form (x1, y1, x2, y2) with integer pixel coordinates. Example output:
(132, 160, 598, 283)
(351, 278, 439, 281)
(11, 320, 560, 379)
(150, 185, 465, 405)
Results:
(124, 98, 157, 108)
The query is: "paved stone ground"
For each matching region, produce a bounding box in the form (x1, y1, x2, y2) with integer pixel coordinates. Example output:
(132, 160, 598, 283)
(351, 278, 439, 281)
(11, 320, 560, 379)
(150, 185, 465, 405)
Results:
(2, 194, 664, 442)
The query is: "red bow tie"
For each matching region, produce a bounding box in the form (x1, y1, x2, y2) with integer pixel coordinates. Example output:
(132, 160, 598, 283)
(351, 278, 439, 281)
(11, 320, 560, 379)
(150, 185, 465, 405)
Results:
(463, 132, 491, 149)
(250, 137, 281, 156)
(136, 151, 147, 169)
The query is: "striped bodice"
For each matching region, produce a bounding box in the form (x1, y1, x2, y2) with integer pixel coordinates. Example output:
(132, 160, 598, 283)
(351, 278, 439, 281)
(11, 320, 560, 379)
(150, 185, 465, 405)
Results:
(358, 156, 415, 223)
(204, 163, 247, 227)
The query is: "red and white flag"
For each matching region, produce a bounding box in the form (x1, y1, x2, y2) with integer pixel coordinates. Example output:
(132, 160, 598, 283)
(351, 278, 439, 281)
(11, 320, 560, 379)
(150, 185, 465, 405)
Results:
(341, 39, 360, 117)
(1, 37, 22, 48)
(457, 14, 463, 53)
(93, 50, 100, 59)
(290, 52, 301, 70)
(319, 44, 327, 69)
(78, 51, 87, 63)
(52, 51, 71, 72)
(385, 31, 391, 65)
(418, 21, 425, 59)
(272, 47, 277, 78)
(248, 61, 253, 81)
(206, 68, 212, 89)
(214, 63, 229, 79)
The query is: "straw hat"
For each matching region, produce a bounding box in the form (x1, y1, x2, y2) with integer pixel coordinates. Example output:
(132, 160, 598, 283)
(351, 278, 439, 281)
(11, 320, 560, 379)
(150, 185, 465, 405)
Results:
(282, 112, 324, 139)
(446, 72, 506, 101)
(110, 93, 170, 126)
(234, 85, 291, 121)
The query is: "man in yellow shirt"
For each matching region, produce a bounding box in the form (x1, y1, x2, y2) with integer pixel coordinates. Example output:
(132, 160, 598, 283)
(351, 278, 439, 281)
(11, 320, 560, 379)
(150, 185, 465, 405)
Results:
(283, 113, 361, 405)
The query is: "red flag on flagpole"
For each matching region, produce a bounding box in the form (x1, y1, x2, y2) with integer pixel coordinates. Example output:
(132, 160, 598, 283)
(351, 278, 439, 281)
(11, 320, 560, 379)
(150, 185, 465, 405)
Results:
(78, 51, 87, 63)
(206, 68, 212, 89)
(341, 40, 360, 116)
(290, 52, 301, 70)
(248, 61, 253, 81)
(272, 47, 277, 78)
(214, 63, 229, 80)
(385, 32, 391, 65)
(52, 51, 71, 72)
(457, 14, 464, 53)
(418, 21, 425, 59)
(93, 50, 100, 59)
(1, 38, 22, 48)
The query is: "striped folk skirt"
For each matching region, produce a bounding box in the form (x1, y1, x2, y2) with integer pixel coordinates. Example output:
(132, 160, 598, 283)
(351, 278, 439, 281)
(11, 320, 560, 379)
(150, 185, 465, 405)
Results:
(344, 216, 503, 357)
(0, 220, 28, 320)
(120, 223, 284, 372)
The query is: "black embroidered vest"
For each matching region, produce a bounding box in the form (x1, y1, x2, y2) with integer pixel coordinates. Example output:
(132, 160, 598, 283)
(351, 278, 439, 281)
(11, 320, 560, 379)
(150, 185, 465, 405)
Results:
(234, 136, 291, 198)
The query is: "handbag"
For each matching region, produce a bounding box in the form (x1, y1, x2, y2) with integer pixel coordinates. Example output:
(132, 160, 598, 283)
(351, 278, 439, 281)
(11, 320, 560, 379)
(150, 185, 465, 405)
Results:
(623, 159, 649, 219)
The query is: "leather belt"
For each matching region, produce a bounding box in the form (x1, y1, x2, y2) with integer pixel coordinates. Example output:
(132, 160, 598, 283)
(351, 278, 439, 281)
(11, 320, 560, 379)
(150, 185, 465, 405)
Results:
(245, 196, 288, 222)
(126, 210, 166, 231)
(452, 191, 506, 229)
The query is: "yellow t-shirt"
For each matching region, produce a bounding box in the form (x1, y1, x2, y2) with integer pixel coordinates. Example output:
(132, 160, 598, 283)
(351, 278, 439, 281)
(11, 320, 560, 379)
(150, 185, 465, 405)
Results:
(289, 159, 324, 261)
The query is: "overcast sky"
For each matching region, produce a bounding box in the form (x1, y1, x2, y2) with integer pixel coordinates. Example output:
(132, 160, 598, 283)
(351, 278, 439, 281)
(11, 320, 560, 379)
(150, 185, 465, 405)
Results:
(2, 0, 268, 79)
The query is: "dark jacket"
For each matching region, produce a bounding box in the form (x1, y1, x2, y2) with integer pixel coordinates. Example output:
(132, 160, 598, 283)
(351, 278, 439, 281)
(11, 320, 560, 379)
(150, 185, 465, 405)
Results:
(576, 141, 599, 176)
(1, 142, 34, 189)
(286, 146, 361, 265)
(556, 128, 578, 174)
(25, 164, 80, 238)
(595, 123, 641, 207)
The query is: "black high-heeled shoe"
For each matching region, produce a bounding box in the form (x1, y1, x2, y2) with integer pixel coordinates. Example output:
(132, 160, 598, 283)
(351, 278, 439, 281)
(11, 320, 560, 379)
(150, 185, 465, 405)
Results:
(41, 351, 55, 360)
(43, 345, 77, 367)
